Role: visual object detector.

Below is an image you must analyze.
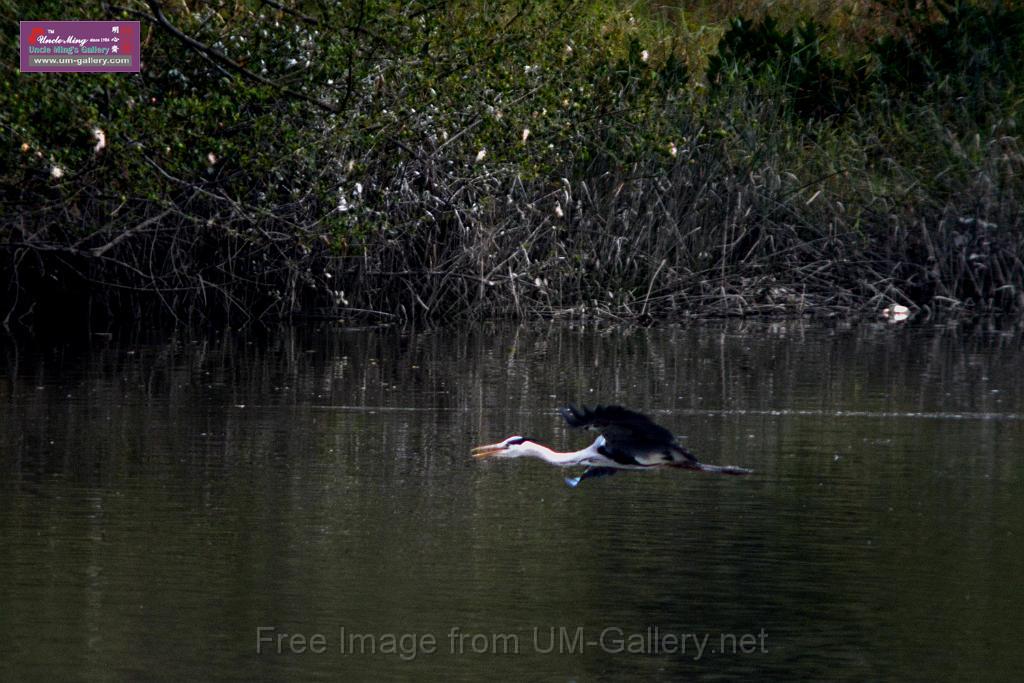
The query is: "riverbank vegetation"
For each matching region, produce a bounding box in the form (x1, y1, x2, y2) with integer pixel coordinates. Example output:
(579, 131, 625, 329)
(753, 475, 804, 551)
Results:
(2, 0, 1023, 328)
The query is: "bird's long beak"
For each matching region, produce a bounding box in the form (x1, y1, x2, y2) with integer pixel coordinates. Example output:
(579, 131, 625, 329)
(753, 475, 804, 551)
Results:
(471, 442, 504, 459)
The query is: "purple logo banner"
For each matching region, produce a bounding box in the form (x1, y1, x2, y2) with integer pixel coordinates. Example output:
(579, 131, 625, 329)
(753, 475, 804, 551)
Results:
(20, 21, 140, 73)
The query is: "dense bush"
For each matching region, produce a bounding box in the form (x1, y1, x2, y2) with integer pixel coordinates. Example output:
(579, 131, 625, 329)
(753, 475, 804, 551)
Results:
(707, 15, 863, 119)
(1, 0, 1022, 328)
(871, 0, 1024, 102)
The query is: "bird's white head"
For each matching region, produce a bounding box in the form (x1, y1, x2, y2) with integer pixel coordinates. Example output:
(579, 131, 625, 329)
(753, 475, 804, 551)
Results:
(471, 435, 538, 460)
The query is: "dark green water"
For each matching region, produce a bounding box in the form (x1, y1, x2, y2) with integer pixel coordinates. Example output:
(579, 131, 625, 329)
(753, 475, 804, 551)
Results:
(2, 322, 1022, 681)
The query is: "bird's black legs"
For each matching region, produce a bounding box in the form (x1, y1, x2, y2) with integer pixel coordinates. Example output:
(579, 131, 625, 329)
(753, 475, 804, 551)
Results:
(565, 466, 619, 488)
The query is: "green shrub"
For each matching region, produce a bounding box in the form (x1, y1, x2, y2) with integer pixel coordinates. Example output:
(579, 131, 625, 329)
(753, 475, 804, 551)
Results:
(0, 0, 1021, 325)
(871, 0, 1024, 104)
(707, 15, 863, 120)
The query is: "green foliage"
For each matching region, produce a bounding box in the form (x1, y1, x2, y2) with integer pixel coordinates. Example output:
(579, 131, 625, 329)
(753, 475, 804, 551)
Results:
(705, 1, 1024, 124)
(871, 0, 1024, 113)
(2, 0, 693, 229)
(707, 15, 863, 119)
(0, 0, 1022, 324)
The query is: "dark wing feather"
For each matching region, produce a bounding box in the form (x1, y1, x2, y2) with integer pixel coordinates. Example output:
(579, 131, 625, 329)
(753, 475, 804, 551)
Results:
(559, 404, 677, 449)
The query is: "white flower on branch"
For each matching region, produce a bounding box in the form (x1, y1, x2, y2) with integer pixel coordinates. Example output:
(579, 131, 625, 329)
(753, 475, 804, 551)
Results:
(92, 128, 106, 154)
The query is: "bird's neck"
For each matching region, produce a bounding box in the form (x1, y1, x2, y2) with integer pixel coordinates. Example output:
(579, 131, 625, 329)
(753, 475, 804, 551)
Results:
(525, 443, 588, 467)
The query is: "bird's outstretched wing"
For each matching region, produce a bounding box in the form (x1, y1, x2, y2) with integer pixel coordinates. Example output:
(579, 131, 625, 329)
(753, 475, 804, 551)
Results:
(559, 404, 676, 449)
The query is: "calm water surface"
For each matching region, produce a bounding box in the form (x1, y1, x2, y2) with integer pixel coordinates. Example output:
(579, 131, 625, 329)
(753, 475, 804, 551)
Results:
(1, 322, 1022, 680)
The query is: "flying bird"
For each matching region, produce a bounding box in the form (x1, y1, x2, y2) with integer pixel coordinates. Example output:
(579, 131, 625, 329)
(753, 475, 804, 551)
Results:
(472, 404, 752, 487)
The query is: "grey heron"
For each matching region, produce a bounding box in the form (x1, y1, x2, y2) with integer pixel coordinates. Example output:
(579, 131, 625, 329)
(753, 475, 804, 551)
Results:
(472, 404, 753, 486)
